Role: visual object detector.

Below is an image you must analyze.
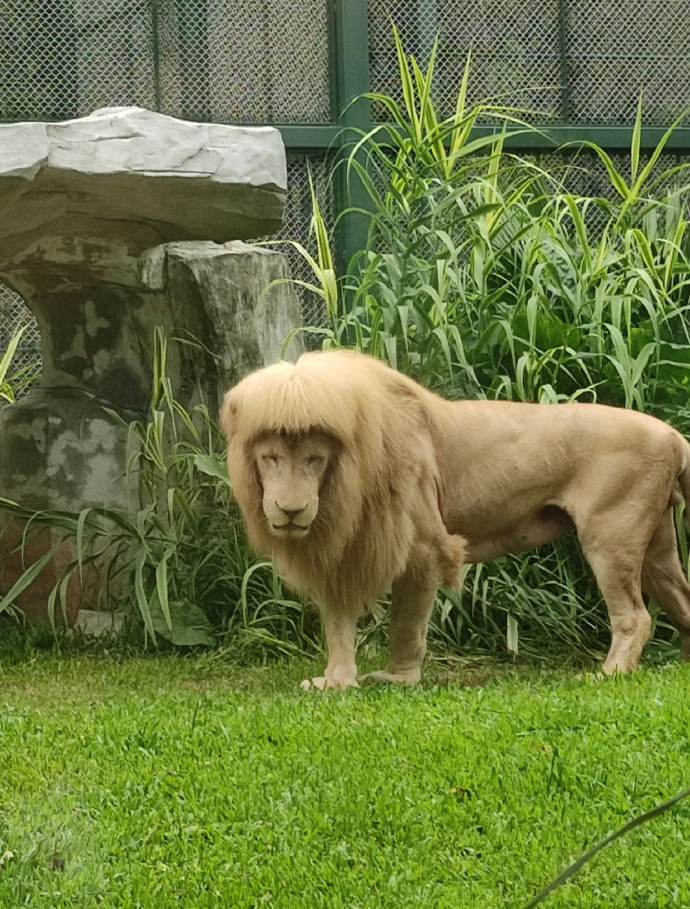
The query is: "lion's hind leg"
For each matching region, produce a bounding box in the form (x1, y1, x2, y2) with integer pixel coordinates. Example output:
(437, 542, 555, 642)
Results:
(577, 517, 654, 674)
(642, 507, 690, 662)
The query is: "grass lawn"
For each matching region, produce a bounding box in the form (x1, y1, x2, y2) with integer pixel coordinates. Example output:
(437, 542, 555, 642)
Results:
(0, 650, 688, 908)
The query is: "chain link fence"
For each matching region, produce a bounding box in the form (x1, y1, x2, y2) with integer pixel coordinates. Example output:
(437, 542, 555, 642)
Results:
(567, 0, 690, 124)
(369, 0, 690, 124)
(0, 0, 157, 121)
(369, 0, 562, 121)
(0, 286, 42, 393)
(1, 0, 689, 387)
(0, 0, 331, 123)
(155, 0, 331, 123)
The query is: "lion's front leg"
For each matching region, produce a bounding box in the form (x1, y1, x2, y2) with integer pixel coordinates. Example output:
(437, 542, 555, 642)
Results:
(359, 574, 438, 686)
(301, 605, 359, 691)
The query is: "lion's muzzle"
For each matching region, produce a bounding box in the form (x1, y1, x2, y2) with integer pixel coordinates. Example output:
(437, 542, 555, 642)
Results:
(270, 505, 313, 537)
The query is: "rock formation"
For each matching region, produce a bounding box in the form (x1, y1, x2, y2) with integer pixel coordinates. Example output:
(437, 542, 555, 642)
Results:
(0, 108, 302, 621)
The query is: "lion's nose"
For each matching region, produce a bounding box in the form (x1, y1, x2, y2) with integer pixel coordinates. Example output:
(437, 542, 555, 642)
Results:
(279, 506, 306, 520)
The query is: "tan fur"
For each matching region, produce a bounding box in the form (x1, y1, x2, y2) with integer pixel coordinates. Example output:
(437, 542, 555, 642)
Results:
(221, 349, 690, 688)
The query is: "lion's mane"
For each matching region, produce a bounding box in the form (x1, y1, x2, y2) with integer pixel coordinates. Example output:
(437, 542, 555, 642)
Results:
(221, 350, 465, 616)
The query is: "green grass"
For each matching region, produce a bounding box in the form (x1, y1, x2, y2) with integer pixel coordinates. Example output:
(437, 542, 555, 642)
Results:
(0, 653, 688, 908)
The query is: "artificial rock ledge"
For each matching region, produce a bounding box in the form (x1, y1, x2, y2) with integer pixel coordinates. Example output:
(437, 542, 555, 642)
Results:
(0, 107, 302, 621)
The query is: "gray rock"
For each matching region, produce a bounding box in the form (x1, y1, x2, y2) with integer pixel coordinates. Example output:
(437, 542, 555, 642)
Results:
(0, 106, 286, 255)
(0, 386, 137, 512)
(0, 109, 304, 624)
(0, 238, 303, 512)
(141, 241, 303, 388)
(0, 109, 301, 516)
(74, 609, 126, 637)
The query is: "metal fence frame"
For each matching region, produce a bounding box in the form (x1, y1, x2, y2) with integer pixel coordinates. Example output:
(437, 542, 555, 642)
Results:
(2, 0, 690, 356)
(3, 0, 690, 262)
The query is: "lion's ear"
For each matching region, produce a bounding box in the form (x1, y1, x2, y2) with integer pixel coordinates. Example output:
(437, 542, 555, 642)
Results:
(219, 390, 239, 441)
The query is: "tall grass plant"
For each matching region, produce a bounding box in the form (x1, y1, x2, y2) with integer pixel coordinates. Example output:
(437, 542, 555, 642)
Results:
(0, 330, 319, 658)
(0, 325, 32, 404)
(290, 26, 690, 660)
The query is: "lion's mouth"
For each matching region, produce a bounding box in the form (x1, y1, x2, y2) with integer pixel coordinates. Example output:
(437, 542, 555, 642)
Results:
(270, 522, 311, 538)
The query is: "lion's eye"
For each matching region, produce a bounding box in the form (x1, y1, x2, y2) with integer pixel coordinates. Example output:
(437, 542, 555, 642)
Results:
(262, 455, 279, 468)
(307, 455, 325, 468)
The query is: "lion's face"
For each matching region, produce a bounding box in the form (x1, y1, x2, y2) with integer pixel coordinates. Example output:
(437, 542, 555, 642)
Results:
(253, 431, 337, 539)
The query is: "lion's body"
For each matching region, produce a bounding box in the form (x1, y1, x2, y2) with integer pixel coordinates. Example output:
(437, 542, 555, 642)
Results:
(221, 349, 690, 688)
(431, 399, 689, 559)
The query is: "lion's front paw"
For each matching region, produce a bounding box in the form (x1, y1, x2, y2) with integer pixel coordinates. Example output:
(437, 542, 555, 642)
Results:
(358, 669, 421, 686)
(299, 675, 359, 691)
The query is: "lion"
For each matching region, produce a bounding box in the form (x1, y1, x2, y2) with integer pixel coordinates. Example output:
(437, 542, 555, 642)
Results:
(221, 349, 690, 689)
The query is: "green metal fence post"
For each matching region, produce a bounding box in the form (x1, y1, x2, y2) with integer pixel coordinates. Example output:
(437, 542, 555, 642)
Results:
(332, 0, 371, 278)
